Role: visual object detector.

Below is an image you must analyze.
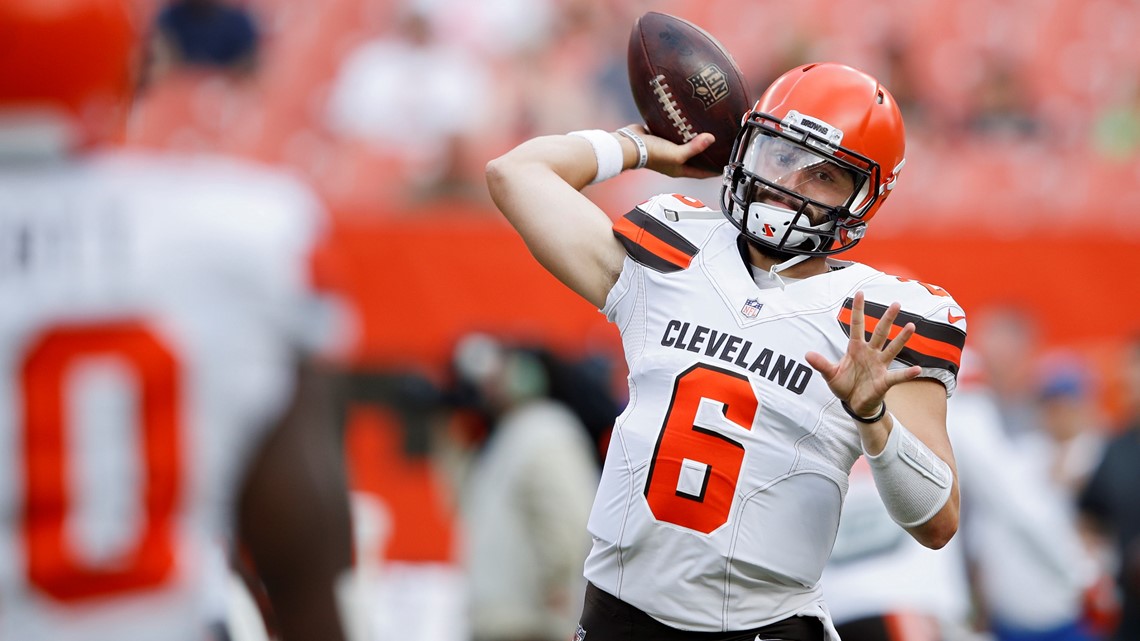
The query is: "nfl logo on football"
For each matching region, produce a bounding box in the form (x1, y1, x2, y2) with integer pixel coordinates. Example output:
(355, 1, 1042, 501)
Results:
(687, 63, 730, 108)
(741, 298, 763, 318)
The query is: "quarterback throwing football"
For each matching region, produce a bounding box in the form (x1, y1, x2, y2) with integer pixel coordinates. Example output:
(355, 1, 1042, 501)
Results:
(486, 62, 965, 641)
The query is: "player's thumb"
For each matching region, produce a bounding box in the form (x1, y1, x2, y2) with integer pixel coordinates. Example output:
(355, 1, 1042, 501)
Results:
(804, 351, 837, 380)
(685, 133, 715, 156)
(675, 133, 718, 177)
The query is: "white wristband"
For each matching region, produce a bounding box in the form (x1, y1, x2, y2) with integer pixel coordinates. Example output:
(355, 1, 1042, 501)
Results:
(864, 415, 953, 528)
(567, 129, 623, 184)
(616, 127, 648, 170)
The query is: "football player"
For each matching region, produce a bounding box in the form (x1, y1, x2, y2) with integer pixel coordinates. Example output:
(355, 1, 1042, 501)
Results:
(486, 62, 965, 641)
(0, 1, 354, 640)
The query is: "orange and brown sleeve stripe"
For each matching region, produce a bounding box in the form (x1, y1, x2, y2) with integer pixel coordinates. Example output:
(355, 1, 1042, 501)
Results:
(613, 208, 699, 273)
(838, 299, 966, 374)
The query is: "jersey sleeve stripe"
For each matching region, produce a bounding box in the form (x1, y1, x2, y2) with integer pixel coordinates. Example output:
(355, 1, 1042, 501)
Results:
(613, 210, 698, 273)
(838, 301, 965, 374)
(624, 208, 700, 258)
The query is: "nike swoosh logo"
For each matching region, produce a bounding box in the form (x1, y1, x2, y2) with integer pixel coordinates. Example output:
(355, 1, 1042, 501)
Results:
(947, 309, 966, 324)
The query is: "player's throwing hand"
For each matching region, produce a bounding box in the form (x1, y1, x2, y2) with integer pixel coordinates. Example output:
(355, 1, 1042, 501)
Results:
(622, 124, 719, 179)
(805, 291, 923, 419)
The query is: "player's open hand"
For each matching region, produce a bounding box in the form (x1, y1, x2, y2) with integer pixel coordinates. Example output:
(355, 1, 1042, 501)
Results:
(804, 291, 922, 419)
(623, 124, 720, 179)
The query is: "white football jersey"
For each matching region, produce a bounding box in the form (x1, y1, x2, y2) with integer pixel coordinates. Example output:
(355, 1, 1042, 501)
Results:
(584, 194, 965, 637)
(0, 151, 336, 641)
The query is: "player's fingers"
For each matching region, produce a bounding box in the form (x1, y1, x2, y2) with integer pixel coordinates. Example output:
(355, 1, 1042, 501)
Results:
(869, 301, 901, 350)
(882, 322, 915, 361)
(885, 365, 922, 387)
(674, 132, 715, 163)
(804, 351, 838, 380)
(850, 291, 866, 343)
(685, 132, 715, 151)
(641, 131, 713, 177)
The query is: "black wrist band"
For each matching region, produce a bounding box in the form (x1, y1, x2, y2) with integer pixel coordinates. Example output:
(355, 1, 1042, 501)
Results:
(842, 400, 886, 424)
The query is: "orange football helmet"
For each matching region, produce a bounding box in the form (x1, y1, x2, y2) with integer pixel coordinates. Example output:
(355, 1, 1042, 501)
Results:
(721, 62, 906, 256)
(0, 0, 140, 149)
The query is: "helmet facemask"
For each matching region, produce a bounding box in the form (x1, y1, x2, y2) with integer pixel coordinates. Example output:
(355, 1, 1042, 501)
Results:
(721, 112, 881, 257)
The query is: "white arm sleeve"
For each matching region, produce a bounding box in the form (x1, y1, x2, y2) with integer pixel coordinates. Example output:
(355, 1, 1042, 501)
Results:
(865, 416, 954, 528)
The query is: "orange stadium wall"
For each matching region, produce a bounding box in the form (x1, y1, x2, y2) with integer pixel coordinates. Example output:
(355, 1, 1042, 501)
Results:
(329, 204, 1140, 374)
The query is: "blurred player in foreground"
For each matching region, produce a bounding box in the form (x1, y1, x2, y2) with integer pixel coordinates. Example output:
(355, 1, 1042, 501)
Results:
(0, 1, 354, 640)
(487, 62, 966, 641)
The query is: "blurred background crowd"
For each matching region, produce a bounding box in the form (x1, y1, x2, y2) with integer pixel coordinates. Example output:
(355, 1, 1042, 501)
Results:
(114, 0, 1140, 639)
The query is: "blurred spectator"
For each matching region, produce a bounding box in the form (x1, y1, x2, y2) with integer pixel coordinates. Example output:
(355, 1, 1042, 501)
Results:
(324, 5, 492, 203)
(1036, 354, 1107, 494)
(449, 334, 600, 641)
(153, 0, 260, 76)
(529, 347, 621, 464)
(426, 0, 557, 61)
(950, 364, 1095, 641)
(973, 306, 1041, 438)
(498, 1, 641, 139)
(1079, 337, 1140, 640)
(963, 57, 1041, 142)
(967, 314, 1100, 641)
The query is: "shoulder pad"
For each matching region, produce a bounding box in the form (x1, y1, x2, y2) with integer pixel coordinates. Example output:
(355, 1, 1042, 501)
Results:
(611, 193, 719, 273)
(844, 273, 967, 377)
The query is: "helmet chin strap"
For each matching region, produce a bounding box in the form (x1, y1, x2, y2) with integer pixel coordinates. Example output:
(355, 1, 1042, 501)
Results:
(767, 253, 812, 289)
(741, 236, 815, 290)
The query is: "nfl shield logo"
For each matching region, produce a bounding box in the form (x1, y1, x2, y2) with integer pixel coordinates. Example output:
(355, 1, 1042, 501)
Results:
(741, 298, 763, 318)
(574, 624, 587, 641)
(687, 63, 730, 109)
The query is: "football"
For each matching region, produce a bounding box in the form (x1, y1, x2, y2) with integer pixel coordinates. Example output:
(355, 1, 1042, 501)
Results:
(627, 11, 752, 173)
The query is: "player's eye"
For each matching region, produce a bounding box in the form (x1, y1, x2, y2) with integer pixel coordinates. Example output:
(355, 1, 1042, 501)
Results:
(822, 165, 857, 190)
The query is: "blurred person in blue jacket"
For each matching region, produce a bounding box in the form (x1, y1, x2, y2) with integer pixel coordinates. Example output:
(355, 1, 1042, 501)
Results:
(966, 314, 1099, 641)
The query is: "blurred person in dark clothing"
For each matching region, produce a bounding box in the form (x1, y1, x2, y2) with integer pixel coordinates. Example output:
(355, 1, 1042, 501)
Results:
(154, 0, 260, 74)
(1079, 337, 1140, 641)
(528, 347, 621, 463)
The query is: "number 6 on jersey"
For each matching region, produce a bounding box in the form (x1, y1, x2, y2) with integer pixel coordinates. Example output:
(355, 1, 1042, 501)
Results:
(643, 364, 760, 534)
